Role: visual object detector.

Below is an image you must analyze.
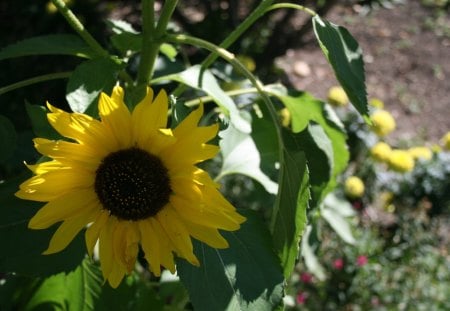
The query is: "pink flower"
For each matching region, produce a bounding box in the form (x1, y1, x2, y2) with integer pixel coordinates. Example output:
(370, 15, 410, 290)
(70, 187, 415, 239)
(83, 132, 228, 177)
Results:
(356, 255, 368, 266)
(300, 272, 313, 284)
(333, 258, 344, 270)
(296, 291, 307, 305)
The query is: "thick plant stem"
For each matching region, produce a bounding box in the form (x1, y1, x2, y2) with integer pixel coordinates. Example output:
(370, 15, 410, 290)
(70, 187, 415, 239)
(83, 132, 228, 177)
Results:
(137, 0, 179, 88)
(51, 0, 108, 57)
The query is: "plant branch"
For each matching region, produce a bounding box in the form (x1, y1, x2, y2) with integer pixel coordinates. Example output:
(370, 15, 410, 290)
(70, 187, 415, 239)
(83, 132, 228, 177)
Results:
(0, 72, 71, 96)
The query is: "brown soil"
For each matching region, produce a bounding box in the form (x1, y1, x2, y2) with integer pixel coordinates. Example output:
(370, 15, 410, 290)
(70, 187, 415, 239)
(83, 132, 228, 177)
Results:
(278, 0, 450, 145)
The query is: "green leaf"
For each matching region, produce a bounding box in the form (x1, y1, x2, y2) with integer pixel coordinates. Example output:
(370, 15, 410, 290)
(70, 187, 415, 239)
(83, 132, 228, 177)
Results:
(0, 34, 95, 60)
(0, 114, 17, 163)
(19, 259, 163, 311)
(177, 210, 284, 311)
(321, 194, 356, 245)
(111, 32, 141, 53)
(273, 89, 349, 202)
(301, 226, 326, 281)
(218, 119, 278, 194)
(162, 65, 251, 133)
(66, 57, 123, 116)
(270, 129, 310, 278)
(294, 123, 334, 207)
(25, 103, 61, 140)
(312, 15, 369, 119)
(0, 175, 85, 277)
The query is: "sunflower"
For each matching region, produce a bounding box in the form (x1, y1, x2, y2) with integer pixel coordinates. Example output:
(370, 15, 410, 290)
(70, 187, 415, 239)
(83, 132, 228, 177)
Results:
(16, 85, 246, 288)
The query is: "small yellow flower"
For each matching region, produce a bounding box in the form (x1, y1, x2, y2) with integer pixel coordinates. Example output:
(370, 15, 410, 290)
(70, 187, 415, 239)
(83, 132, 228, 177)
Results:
(327, 86, 349, 107)
(236, 55, 256, 72)
(388, 150, 414, 172)
(370, 109, 396, 137)
(46, 0, 72, 14)
(369, 98, 384, 109)
(344, 176, 365, 199)
(16, 86, 246, 288)
(408, 146, 432, 161)
(370, 142, 392, 162)
(279, 108, 291, 127)
(441, 131, 450, 150)
(431, 144, 442, 153)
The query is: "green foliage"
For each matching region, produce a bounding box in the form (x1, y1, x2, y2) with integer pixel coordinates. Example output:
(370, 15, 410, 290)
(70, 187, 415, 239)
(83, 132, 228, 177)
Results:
(0, 1, 373, 310)
(0, 34, 95, 60)
(177, 210, 284, 311)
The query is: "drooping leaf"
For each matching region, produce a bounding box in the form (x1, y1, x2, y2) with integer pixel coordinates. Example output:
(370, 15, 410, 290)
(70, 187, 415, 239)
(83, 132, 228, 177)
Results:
(0, 34, 95, 60)
(66, 57, 123, 116)
(294, 123, 334, 207)
(272, 89, 349, 201)
(270, 129, 310, 278)
(312, 15, 369, 119)
(219, 120, 278, 194)
(25, 103, 61, 140)
(321, 193, 356, 245)
(301, 226, 326, 281)
(0, 174, 85, 277)
(162, 65, 251, 133)
(0, 114, 17, 163)
(177, 210, 284, 311)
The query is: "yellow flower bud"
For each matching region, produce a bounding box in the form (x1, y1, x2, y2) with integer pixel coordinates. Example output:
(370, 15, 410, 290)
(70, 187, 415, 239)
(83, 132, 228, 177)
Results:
(388, 150, 414, 173)
(344, 176, 365, 199)
(370, 142, 392, 162)
(408, 146, 432, 161)
(327, 86, 349, 107)
(369, 98, 384, 109)
(370, 109, 396, 137)
(279, 108, 291, 127)
(441, 132, 450, 150)
(236, 55, 256, 72)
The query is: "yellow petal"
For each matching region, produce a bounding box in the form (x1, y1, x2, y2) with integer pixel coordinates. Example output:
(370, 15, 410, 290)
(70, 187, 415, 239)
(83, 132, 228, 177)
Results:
(33, 138, 101, 169)
(131, 89, 168, 147)
(172, 104, 204, 137)
(85, 210, 110, 257)
(98, 90, 132, 148)
(149, 218, 176, 273)
(26, 160, 67, 175)
(170, 195, 241, 231)
(28, 188, 98, 229)
(107, 260, 127, 289)
(138, 219, 162, 276)
(43, 205, 99, 254)
(17, 169, 94, 202)
(140, 129, 176, 155)
(182, 220, 229, 249)
(99, 216, 118, 280)
(157, 209, 199, 266)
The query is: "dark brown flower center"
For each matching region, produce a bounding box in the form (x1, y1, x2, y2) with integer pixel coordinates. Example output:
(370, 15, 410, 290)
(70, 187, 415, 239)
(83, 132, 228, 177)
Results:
(94, 147, 171, 221)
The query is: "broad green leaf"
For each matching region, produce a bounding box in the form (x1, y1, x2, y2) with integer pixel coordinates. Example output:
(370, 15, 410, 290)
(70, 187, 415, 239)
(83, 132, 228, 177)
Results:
(0, 114, 17, 163)
(321, 194, 356, 245)
(270, 129, 310, 277)
(301, 226, 326, 281)
(25, 103, 61, 140)
(0, 34, 95, 60)
(272, 89, 349, 201)
(177, 210, 284, 311)
(162, 65, 251, 133)
(111, 32, 141, 53)
(218, 120, 278, 194)
(21, 259, 163, 311)
(312, 15, 369, 119)
(0, 174, 85, 277)
(66, 57, 123, 115)
(294, 123, 334, 207)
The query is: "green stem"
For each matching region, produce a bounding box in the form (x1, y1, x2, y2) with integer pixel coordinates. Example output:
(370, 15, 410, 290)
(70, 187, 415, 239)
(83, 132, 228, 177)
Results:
(51, 0, 108, 57)
(166, 33, 283, 146)
(202, 0, 275, 70)
(0, 72, 71, 96)
(136, 0, 156, 86)
(137, 0, 179, 87)
(265, 3, 317, 16)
